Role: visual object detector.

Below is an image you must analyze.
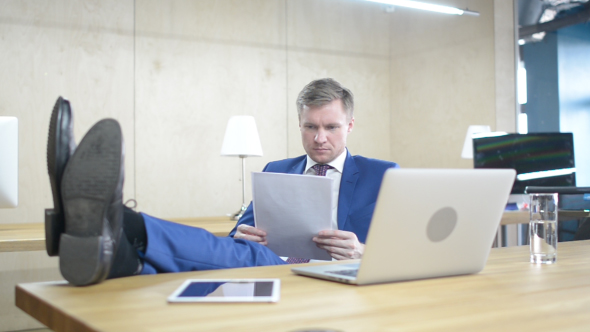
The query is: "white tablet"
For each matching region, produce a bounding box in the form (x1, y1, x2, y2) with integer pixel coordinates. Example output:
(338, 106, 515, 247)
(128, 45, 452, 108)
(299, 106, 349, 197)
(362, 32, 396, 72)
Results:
(167, 279, 281, 303)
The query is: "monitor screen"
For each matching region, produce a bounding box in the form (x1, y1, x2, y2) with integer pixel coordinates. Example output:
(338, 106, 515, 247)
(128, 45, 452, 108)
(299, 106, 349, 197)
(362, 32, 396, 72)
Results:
(473, 133, 575, 194)
(0, 116, 18, 208)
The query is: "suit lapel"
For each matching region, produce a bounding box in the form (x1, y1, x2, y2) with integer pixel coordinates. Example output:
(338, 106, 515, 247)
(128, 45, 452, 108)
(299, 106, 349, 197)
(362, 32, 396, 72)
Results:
(337, 151, 359, 230)
(288, 157, 307, 174)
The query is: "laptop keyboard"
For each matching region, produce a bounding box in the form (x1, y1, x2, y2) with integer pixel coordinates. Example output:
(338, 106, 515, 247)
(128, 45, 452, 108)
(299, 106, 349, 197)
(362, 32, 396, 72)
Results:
(326, 269, 358, 277)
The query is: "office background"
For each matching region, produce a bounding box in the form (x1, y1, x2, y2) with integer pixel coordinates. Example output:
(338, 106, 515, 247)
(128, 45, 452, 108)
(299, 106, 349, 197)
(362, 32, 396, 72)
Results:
(0, 0, 515, 330)
(0, 0, 516, 223)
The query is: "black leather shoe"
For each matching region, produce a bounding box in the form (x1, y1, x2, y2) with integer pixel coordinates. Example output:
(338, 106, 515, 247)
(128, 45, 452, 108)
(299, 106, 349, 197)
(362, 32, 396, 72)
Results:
(45, 97, 76, 257)
(59, 119, 126, 286)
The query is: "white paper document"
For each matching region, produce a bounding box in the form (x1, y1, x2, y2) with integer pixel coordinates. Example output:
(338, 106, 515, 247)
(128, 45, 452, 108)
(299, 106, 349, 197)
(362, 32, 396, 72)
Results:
(252, 172, 334, 260)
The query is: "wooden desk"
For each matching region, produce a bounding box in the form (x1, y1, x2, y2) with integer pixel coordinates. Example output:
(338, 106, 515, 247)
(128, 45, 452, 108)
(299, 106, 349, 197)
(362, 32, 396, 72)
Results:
(500, 210, 529, 225)
(167, 216, 236, 236)
(0, 223, 47, 252)
(0, 217, 235, 253)
(500, 210, 590, 226)
(16, 240, 590, 331)
(0, 211, 532, 252)
(1, 210, 580, 252)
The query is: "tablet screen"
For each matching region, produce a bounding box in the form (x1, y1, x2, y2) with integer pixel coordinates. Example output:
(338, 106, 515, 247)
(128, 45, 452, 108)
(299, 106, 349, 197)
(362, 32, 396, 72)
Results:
(167, 279, 280, 303)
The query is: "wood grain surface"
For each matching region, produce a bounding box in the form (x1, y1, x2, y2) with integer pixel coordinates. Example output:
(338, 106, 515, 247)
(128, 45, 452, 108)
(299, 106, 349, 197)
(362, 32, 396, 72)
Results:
(16, 240, 590, 332)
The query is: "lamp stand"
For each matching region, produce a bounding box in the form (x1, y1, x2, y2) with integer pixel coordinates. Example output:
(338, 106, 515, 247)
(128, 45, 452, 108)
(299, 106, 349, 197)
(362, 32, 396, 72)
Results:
(231, 156, 248, 220)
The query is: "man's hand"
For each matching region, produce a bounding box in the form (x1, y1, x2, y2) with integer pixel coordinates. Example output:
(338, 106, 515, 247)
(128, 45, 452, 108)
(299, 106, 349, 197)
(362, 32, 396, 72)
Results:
(234, 224, 268, 245)
(313, 230, 365, 260)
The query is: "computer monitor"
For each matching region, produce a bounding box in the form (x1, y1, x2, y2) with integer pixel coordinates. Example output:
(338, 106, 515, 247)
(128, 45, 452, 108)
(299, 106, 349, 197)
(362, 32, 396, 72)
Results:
(473, 133, 575, 194)
(0, 116, 18, 208)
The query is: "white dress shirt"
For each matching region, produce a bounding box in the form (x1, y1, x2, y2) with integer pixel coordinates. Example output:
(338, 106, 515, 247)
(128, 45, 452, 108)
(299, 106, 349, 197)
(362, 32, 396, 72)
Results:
(303, 148, 347, 232)
(280, 149, 347, 262)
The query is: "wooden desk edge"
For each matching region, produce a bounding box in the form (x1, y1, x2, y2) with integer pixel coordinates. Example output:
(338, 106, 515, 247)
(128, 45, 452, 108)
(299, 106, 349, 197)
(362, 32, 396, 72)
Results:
(499, 210, 590, 226)
(0, 212, 537, 253)
(0, 239, 46, 252)
(15, 283, 93, 332)
(500, 210, 529, 226)
(0, 217, 236, 253)
(9, 210, 578, 252)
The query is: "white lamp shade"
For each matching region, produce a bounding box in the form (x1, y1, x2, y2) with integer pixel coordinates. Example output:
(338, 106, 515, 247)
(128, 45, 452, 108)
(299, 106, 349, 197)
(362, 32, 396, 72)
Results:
(461, 125, 491, 159)
(220, 116, 263, 157)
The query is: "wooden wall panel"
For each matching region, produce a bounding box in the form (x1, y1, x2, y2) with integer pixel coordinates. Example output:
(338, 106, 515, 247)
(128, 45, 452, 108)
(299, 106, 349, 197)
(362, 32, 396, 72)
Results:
(286, 0, 392, 162)
(134, 0, 287, 218)
(389, 0, 496, 168)
(0, 0, 135, 224)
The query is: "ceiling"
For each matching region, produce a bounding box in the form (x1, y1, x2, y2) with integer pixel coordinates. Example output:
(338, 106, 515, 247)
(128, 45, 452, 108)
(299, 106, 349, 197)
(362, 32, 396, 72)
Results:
(518, 0, 590, 43)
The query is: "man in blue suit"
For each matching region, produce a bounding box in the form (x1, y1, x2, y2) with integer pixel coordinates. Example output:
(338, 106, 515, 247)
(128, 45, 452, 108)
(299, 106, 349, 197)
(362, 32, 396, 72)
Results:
(48, 78, 398, 286)
(230, 79, 397, 260)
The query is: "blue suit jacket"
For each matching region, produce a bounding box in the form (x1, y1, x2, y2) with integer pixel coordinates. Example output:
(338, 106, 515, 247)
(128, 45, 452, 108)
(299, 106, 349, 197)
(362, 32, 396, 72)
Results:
(228, 151, 399, 243)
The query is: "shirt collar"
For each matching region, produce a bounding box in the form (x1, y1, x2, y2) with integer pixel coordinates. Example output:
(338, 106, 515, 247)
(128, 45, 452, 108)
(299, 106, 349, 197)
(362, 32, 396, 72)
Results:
(305, 148, 347, 174)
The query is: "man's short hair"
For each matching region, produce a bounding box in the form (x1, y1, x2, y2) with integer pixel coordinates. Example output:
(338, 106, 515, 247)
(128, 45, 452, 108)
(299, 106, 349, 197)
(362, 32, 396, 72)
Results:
(296, 78, 354, 119)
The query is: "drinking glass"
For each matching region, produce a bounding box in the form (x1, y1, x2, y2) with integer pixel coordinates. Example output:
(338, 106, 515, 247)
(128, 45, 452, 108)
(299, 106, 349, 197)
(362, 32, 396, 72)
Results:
(529, 193, 558, 264)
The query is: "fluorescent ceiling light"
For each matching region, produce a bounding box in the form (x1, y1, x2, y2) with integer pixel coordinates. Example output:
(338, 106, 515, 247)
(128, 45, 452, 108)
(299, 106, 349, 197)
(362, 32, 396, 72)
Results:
(516, 168, 577, 181)
(366, 0, 480, 16)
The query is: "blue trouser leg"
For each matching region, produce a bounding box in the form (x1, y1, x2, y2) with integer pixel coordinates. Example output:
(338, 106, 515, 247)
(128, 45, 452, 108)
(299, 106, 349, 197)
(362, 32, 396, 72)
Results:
(139, 213, 286, 274)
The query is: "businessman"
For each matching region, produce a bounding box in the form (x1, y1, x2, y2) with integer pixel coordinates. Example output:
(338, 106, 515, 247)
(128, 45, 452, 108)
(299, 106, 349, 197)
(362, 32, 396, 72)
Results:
(46, 78, 398, 286)
(230, 79, 398, 261)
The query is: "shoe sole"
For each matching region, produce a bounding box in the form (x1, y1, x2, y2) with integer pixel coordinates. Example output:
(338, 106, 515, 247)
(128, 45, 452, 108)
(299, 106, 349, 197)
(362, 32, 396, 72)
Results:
(45, 97, 73, 256)
(59, 119, 122, 286)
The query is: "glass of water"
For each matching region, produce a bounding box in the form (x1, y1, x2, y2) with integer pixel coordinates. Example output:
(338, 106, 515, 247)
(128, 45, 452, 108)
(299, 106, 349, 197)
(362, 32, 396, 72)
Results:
(529, 193, 558, 264)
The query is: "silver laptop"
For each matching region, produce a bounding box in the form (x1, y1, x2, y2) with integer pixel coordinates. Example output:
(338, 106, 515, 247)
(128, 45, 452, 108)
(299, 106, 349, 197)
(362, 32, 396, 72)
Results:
(291, 168, 516, 285)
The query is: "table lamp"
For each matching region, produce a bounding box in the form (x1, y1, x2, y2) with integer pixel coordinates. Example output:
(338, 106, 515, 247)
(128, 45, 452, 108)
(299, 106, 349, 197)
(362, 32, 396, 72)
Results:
(221, 116, 263, 220)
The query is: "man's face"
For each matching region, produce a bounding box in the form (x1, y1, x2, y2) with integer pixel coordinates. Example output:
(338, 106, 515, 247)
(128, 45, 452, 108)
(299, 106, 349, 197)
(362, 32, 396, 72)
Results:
(299, 99, 354, 164)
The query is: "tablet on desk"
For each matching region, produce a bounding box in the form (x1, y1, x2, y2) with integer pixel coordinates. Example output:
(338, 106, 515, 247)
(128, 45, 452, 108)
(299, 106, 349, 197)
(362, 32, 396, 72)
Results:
(167, 279, 280, 303)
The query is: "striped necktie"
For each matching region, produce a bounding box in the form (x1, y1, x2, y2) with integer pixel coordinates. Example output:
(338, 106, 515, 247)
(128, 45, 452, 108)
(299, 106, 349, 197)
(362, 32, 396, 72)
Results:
(286, 164, 333, 264)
